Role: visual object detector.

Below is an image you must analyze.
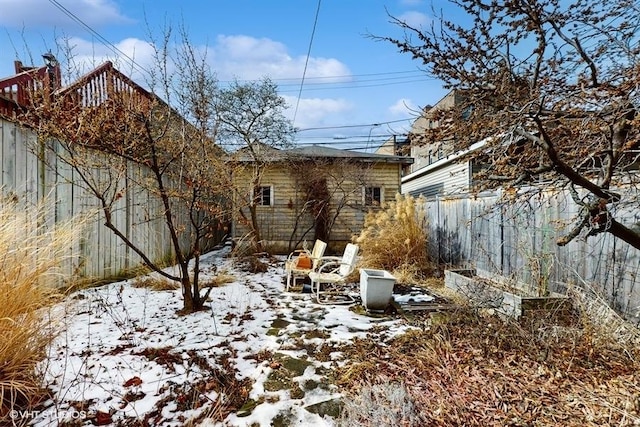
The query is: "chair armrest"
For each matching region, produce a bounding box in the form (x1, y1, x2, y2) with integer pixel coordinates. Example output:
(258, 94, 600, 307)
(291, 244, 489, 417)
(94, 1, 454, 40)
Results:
(316, 260, 343, 274)
(313, 256, 341, 270)
(316, 256, 341, 263)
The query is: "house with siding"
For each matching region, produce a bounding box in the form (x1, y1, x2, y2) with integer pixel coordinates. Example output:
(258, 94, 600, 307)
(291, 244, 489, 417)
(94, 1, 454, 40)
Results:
(230, 144, 413, 253)
(401, 89, 483, 198)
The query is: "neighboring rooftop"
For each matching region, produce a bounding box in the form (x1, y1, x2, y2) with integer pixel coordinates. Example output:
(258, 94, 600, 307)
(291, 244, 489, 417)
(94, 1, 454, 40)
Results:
(232, 143, 413, 164)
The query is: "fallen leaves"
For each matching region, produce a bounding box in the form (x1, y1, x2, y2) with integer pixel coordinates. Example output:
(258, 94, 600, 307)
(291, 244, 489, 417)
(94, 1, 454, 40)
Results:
(122, 376, 142, 388)
(337, 309, 640, 426)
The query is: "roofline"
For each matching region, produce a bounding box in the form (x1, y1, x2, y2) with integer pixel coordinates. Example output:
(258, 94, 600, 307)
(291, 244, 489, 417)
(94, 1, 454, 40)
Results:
(231, 145, 414, 165)
(286, 152, 414, 164)
(402, 139, 486, 183)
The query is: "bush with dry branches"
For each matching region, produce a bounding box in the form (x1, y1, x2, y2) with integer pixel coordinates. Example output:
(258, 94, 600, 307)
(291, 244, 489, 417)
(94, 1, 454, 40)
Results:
(354, 194, 432, 282)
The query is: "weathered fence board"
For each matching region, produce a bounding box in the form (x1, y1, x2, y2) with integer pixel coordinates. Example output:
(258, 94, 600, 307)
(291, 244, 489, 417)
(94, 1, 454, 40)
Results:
(0, 118, 224, 285)
(424, 189, 640, 320)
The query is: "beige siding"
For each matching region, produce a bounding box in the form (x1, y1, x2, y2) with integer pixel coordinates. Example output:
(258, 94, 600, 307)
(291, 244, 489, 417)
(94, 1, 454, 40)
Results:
(233, 160, 403, 253)
(409, 89, 462, 174)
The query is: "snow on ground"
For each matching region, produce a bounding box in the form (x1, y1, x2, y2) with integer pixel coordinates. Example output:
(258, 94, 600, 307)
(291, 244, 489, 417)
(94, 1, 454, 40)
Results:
(33, 246, 414, 426)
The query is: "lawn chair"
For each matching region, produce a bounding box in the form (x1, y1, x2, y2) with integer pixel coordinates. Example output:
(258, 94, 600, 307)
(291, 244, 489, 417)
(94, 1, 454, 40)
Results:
(284, 239, 327, 291)
(308, 243, 359, 304)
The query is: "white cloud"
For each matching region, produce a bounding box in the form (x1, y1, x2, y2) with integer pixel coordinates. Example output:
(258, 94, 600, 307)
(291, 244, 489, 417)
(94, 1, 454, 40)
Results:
(212, 35, 351, 82)
(0, 0, 131, 28)
(389, 98, 419, 116)
(58, 36, 154, 83)
(397, 11, 430, 28)
(282, 95, 353, 129)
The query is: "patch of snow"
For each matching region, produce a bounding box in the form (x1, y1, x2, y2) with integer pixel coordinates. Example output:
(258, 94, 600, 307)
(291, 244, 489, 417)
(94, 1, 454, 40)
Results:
(34, 246, 412, 426)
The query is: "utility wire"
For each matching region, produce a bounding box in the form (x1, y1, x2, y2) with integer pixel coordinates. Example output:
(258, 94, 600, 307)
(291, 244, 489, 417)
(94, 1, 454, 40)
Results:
(292, 0, 321, 126)
(279, 74, 431, 87)
(297, 118, 413, 132)
(279, 78, 432, 93)
(221, 69, 425, 84)
(48, 0, 149, 77)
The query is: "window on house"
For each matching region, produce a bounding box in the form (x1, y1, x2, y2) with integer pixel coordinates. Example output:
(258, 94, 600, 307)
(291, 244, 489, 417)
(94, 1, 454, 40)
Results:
(462, 105, 473, 120)
(364, 186, 382, 206)
(254, 185, 273, 206)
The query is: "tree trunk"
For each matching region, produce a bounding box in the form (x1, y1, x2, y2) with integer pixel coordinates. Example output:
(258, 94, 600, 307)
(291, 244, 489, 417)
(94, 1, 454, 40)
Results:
(249, 204, 263, 252)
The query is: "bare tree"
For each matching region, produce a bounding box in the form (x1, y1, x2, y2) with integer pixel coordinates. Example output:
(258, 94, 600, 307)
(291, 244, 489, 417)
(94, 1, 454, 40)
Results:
(23, 30, 227, 313)
(218, 78, 296, 252)
(380, 0, 640, 250)
(285, 158, 377, 252)
(285, 159, 365, 250)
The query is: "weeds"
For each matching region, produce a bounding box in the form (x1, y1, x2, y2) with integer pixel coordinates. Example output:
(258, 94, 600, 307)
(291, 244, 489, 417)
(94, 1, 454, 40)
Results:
(0, 199, 82, 421)
(354, 194, 432, 282)
(337, 308, 640, 426)
(132, 276, 180, 291)
(338, 382, 426, 427)
(132, 270, 235, 292)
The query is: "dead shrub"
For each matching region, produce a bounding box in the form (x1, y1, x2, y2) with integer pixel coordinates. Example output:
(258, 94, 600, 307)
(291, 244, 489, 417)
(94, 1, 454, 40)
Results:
(338, 382, 426, 426)
(568, 283, 640, 349)
(354, 194, 432, 281)
(0, 199, 82, 421)
(203, 271, 236, 288)
(336, 308, 640, 426)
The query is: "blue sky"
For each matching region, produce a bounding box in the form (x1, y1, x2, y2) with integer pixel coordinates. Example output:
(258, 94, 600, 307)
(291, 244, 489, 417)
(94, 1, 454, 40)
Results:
(0, 0, 451, 149)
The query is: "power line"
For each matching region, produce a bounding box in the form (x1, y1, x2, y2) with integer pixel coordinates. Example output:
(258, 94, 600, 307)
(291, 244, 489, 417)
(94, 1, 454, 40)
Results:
(278, 74, 430, 88)
(296, 138, 407, 147)
(279, 78, 432, 93)
(293, 0, 322, 126)
(47, 0, 149, 77)
(220, 69, 426, 85)
(298, 133, 409, 139)
(296, 118, 413, 132)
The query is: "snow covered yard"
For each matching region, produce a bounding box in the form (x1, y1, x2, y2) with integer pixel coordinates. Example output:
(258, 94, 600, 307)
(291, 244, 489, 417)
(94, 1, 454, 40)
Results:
(32, 246, 412, 426)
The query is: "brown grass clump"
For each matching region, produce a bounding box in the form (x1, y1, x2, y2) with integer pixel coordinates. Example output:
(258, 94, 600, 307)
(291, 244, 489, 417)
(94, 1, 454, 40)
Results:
(204, 271, 236, 288)
(354, 194, 432, 281)
(132, 271, 235, 291)
(132, 276, 180, 291)
(336, 309, 640, 426)
(0, 199, 82, 420)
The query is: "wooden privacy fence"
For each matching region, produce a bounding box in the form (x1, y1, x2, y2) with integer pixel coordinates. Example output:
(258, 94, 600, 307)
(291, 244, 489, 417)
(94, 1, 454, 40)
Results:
(423, 190, 640, 320)
(0, 117, 225, 285)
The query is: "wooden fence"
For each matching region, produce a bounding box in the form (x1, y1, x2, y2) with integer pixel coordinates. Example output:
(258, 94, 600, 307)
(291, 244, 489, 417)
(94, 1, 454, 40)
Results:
(0, 117, 224, 284)
(423, 189, 640, 320)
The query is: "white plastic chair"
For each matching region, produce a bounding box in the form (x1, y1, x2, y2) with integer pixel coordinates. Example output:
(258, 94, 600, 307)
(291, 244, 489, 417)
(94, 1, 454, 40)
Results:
(308, 243, 359, 304)
(284, 239, 327, 291)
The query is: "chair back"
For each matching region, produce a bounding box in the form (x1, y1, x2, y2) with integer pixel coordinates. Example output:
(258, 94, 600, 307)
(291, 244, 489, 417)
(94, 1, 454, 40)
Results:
(310, 240, 327, 268)
(338, 244, 359, 277)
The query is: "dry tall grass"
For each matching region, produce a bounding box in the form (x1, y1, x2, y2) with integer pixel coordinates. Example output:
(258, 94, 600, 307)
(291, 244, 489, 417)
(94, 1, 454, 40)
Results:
(337, 309, 640, 426)
(0, 199, 81, 420)
(354, 194, 432, 282)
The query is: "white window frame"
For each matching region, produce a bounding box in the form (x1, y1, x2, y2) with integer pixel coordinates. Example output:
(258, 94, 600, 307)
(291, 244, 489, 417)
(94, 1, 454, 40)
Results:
(253, 185, 274, 206)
